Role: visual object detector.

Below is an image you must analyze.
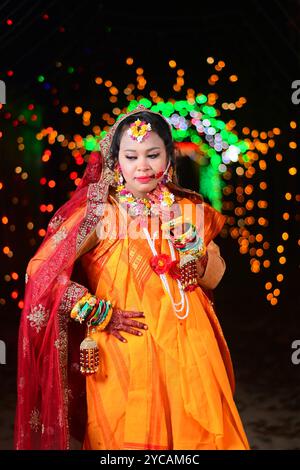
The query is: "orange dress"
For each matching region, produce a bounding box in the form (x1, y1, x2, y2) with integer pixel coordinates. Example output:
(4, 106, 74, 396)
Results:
(80, 194, 250, 450)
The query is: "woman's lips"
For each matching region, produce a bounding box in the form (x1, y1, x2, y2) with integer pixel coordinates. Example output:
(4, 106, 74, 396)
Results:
(135, 176, 154, 183)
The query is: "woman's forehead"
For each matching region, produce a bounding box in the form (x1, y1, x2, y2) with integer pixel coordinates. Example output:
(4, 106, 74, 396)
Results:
(119, 130, 164, 150)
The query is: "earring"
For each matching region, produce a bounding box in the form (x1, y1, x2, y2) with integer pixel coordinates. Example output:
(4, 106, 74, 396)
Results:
(162, 162, 173, 184)
(114, 163, 124, 186)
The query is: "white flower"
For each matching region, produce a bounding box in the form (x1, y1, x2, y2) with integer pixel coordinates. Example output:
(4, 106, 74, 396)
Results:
(27, 304, 49, 333)
(48, 215, 65, 232)
(52, 226, 68, 247)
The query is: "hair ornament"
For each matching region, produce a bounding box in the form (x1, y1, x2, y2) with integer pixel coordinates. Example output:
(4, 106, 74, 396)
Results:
(127, 118, 152, 142)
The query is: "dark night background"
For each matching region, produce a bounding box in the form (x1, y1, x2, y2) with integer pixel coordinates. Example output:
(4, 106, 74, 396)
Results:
(0, 0, 300, 450)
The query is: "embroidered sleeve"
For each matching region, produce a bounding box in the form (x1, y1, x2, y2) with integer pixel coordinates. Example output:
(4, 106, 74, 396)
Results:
(58, 281, 89, 315)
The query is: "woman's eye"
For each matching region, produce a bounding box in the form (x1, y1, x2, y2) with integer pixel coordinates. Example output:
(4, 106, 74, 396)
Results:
(125, 154, 159, 160)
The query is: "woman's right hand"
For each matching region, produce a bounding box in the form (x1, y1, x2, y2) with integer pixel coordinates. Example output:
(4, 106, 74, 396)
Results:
(104, 307, 148, 343)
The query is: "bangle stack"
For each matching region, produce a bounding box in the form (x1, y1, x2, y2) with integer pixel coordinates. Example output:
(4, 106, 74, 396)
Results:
(70, 293, 113, 331)
(162, 217, 207, 292)
(70, 292, 114, 375)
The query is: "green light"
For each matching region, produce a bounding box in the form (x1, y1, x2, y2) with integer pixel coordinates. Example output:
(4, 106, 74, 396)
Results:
(127, 100, 138, 111)
(139, 98, 152, 108)
(215, 120, 225, 130)
(220, 129, 229, 139)
(37, 75, 45, 83)
(196, 94, 207, 104)
(67, 67, 75, 74)
(84, 136, 98, 151)
(202, 105, 217, 117)
(174, 101, 187, 111)
(228, 134, 238, 144)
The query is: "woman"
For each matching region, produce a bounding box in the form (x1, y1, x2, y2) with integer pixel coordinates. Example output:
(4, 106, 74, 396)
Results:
(15, 105, 249, 450)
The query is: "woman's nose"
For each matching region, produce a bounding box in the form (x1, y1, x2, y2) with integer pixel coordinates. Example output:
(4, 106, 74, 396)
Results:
(137, 160, 151, 171)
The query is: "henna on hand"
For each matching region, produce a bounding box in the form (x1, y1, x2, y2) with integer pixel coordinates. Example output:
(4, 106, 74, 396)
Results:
(104, 307, 148, 343)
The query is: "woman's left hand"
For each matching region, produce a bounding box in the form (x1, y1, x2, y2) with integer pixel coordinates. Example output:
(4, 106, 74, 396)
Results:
(104, 308, 148, 343)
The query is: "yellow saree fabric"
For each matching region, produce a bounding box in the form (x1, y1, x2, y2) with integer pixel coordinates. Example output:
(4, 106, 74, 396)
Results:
(80, 194, 250, 450)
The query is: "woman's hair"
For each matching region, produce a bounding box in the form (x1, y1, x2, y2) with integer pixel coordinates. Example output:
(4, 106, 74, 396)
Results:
(110, 111, 176, 167)
(109, 110, 204, 203)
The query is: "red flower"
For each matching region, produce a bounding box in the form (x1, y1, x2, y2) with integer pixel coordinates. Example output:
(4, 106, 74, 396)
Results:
(150, 254, 172, 275)
(168, 260, 181, 280)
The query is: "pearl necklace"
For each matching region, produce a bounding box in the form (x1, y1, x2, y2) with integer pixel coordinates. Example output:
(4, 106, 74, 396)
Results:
(143, 227, 190, 320)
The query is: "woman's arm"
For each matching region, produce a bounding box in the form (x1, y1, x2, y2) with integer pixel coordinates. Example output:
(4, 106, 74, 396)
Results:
(196, 240, 226, 290)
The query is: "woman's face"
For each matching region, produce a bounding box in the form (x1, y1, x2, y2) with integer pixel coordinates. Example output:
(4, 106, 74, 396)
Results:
(118, 130, 168, 198)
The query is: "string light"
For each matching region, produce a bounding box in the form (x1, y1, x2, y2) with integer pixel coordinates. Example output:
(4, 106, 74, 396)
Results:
(1, 56, 297, 310)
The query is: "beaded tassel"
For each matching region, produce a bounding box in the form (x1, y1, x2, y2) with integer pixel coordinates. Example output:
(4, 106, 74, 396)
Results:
(180, 255, 198, 291)
(80, 325, 99, 375)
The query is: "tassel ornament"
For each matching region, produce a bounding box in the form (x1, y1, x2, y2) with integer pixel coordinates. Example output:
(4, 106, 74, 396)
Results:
(80, 325, 99, 375)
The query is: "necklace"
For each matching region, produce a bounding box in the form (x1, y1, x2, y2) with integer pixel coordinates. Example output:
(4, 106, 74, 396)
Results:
(143, 227, 190, 320)
(116, 182, 175, 217)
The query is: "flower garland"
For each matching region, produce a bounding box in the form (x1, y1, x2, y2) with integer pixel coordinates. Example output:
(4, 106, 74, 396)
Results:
(116, 181, 175, 217)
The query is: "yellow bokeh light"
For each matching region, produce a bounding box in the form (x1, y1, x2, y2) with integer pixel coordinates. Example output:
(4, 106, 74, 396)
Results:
(289, 141, 297, 149)
(169, 60, 176, 68)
